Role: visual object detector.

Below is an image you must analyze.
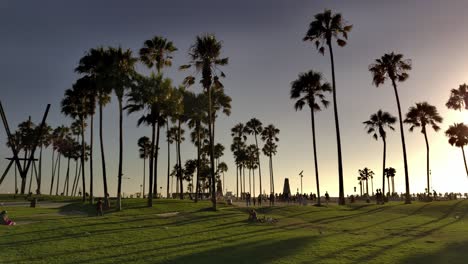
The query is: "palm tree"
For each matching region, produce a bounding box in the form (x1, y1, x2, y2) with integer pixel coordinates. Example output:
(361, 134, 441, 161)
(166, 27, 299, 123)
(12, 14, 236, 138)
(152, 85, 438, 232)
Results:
(261, 124, 280, 196)
(244, 118, 263, 198)
(384, 167, 396, 194)
(180, 34, 228, 210)
(140, 36, 177, 75)
(138, 136, 151, 198)
(217, 161, 228, 194)
(61, 78, 95, 202)
(404, 102, 443, 194)
(35, 124, 52, 194)
(446, 84, 468, 111)
(126, 73, 172, 206)
(108, 47, 136, 211)
(290, 70, 331, 206)
(50, 126, 70, 195)
(445, 123, 468, 177)
(304, 10, 352, 205)
(75, 47, 113, 208)
(363, 110, 396, 200)
(369, 52, 412, 204)
(231, 123, 247, 198)
(213, 143, 225, 172)
(358, 168, 374, 196)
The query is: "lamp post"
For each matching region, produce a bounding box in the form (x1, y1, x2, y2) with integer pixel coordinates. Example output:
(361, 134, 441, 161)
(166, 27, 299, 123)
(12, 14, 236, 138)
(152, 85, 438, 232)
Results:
(299, 170, 303, 194)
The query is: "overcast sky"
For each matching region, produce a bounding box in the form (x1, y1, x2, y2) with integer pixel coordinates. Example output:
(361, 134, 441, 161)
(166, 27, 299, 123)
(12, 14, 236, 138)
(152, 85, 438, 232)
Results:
(1, 0, 468, 197)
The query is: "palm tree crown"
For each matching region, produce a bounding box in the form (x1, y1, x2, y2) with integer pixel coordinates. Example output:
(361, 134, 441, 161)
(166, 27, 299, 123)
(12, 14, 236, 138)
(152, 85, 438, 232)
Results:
(290, 71, 331, 111)
(303, 9, 352, 54)
(369, 52, 412, 87)
(139, 36, 177, 74)
(363, 110, 396, 141)
(404, 102, 443, 133)
(446, 83, 468, 111)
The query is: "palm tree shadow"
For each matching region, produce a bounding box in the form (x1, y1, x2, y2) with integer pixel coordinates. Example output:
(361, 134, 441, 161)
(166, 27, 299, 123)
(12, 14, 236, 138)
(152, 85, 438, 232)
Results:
(401, 240, 468, 264)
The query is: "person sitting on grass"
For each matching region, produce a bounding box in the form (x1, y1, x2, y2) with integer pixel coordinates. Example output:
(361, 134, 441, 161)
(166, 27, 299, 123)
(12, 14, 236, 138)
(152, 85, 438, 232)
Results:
(1, 211, 16, 226)
(248, 209, 257, 222)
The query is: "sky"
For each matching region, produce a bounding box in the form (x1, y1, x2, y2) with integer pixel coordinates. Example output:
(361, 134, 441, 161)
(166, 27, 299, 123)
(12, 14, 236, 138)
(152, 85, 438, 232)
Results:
(1, 0, 468, 197)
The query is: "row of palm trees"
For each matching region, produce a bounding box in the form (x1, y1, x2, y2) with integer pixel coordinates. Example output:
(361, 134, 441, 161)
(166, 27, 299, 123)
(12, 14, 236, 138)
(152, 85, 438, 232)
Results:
(230, 119, 280, 199)
(293, 9, 468, 205)
(59, 34, 233, 210)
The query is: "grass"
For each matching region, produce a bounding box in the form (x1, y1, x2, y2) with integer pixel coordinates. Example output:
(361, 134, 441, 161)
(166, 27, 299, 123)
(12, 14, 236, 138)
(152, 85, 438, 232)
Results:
(1, 197, 467, 264)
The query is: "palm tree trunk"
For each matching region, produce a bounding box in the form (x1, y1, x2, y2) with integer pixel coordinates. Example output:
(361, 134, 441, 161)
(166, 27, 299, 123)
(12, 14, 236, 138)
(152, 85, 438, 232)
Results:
(20, 150, 27, 194)
(270, 155, 275, 195)
(387, 177, 391, 195)
(391, 176, 395, 194)
(50, 149, 56, 195)
(148, 122, 155, 207)
(359, 181, 362, 196)
(310, 108, 321, 206)
(166, 121, 171, 199)
(89, 114, 94, 204)
(207, 85, 217, 210)
(71, 160, 79, 196)
(391, 79, 410, 204)
(382, 137, 387, 200)
(28, 162, 34, 194)
(327, 42, 345, 205)
(253, 168, 256, 198)
(153, 121, 161, 197)
(80, 119, 86, 203)
(14, 165, 17, 194)
(143, 157, 146, 198)
(243, 167, 246, 199)
(366, 179, 369, 195)
(56, 155, 61, 195)
(63, 157, 71, 196)
(254, 134, 262, 199)
(423, 128, 430, 194)
(116, 100, 123, 210)
(37, 146, 43, 194)
(249, 168, 252, 195)
(99, 103, 109, 208)
(195, 125, 201, 202)
(461, 146, 468, 177)
(178, 120, 183, 200)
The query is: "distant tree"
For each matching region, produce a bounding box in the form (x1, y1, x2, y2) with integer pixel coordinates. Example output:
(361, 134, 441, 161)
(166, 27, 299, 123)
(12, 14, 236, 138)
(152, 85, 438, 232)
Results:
(138, 136, 151, 198)
(384, 167, 396, 194)
(231, 123, 247, 198)
(369, 52, 412, 204)
(181, 34, 228, 210)
(244, 118, 263, 198)
(446, 84, 468, 111)
(290, 70, 331, 206)
(261, 124, 280, 196)
(445, 123, 468, 177)
(217, 161, 228, 194)
(404, 102, 443, 194)
(304, 9, 352, 205)
(363, 110, 396, 200)
(358, 167, 374, 196)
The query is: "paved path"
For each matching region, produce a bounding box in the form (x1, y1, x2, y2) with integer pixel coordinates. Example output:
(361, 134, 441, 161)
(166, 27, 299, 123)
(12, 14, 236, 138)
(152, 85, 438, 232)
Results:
(0, 201, 71, 208)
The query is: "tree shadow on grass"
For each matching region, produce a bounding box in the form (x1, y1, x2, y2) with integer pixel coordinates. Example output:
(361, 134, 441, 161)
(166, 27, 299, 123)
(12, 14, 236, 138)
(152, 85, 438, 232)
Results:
(401, 240, 468, 264)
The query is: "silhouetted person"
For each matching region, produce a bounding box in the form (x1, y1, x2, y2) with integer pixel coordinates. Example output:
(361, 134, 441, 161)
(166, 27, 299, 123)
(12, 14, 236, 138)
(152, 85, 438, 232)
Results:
(96, 198, 103, 216)
(325, 191, 330, 205)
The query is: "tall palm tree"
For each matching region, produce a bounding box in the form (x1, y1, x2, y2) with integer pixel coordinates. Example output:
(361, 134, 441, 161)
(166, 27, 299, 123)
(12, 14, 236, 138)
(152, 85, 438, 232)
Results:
(75, 47, 113, 207)
(217, 161, 228, 194)
(126, 73, 172, 206)
(180, 34, 228, 210)
(369, 52, 412, 204)
(50, 126, 69, 195)
(446, 84, 468, 111)
(213, 143, 225, 172)
(304, 10, 352, 205)
(363, 110, 396, 200)
(61, 78, 95, 202)
(138, 136, 151, 198)
(261, 124, 280, 196)
(108, 47, 136, 211)
(35, 124, 52, 194)
(290, 70, 331, 206)
(244, 118, 263, 197)
(445, 123, 468, 177)
(404, 102, 443, 194)
(358, 167, 374, 196)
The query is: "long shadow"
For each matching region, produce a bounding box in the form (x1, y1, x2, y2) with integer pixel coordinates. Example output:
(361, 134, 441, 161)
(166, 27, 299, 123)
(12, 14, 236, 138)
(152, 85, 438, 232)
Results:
(401, 239, 468, 264)
(319, 200, 466, 262)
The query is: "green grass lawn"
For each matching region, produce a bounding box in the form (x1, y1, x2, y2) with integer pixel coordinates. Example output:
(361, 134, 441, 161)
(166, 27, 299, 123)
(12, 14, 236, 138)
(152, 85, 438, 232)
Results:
(1, 197, 467, 264)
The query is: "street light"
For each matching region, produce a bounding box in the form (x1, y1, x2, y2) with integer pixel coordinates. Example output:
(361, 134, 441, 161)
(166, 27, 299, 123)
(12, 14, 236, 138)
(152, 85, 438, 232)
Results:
(299, 170, 303, 194)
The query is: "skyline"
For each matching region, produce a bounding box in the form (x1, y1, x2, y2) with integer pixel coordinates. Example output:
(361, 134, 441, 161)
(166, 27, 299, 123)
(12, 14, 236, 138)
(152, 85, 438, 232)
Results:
(1, 0, 468, 197)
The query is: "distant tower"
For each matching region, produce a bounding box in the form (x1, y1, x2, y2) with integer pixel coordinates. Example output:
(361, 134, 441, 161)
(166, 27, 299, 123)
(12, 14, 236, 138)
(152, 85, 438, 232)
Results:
(283, 178, 291, 198)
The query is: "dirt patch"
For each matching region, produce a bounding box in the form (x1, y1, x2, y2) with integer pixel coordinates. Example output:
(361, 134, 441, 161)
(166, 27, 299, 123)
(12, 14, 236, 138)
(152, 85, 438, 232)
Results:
(155, 212, 179, 218)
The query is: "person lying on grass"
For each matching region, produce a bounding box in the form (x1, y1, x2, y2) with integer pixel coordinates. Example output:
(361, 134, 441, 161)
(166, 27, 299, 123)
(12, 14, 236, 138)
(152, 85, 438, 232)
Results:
(248, 209, 278, 223)
(0, 210, 16, 226)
